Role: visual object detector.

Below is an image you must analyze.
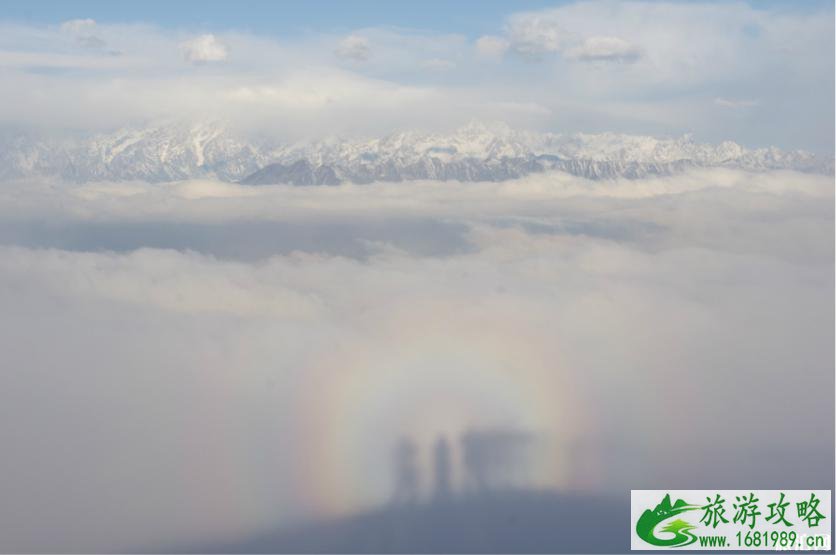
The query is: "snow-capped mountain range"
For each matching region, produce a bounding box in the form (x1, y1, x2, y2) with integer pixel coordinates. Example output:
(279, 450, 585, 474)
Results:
(1, 121, 832, 185)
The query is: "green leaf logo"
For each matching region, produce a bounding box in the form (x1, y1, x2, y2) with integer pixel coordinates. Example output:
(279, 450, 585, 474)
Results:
(636, 494, 700, 547)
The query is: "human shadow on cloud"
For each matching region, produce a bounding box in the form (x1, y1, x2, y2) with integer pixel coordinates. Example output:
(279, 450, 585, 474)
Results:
(170, 430, 629, 554)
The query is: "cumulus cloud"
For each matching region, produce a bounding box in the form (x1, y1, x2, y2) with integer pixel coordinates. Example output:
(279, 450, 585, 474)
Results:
(334, 34, 371, 61)
(475, 35, 509, 58)
(58, 17, 110, 51)
(501, 12, 641, 63)
(180, 33, 229, 64)
(564, 36, 642, 63)
(504, 10, 567, 58)
(59, 18, 97, 34)
(0, 2, 832, 152)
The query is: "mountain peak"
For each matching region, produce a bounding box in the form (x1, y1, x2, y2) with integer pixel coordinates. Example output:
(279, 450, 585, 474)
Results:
(1, 121, 832, 184)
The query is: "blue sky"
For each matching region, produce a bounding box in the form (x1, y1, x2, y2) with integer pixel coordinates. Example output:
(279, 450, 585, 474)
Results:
(5, 0, 565, 35)
(2, 0, 831, 35)
(0, 1, 833, 152)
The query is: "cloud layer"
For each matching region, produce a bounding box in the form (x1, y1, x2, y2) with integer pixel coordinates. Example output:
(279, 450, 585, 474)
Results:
(0, 169, 832, 551)
(334, 34, 371, 61)
(0, 1, 832, 151)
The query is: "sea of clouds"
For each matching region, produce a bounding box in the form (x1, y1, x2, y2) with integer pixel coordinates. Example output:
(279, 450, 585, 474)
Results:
(0, 169, 832, 551)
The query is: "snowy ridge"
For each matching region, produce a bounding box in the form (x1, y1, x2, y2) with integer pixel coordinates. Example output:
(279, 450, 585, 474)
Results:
(1, 121, 831, 184)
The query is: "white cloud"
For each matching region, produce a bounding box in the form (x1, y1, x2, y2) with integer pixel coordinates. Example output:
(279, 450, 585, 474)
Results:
(564, 35, 642, 63)
(501, 12, 641, 63)
(714, 97, 760, 109)
(58, 17, 110, 51)
(0, 169, 832, 551)
(420, 57, 456, 71)
(180, 33, 228, 64)
(0, 1, 832, 152)
(334, 34, 371, 61)
(505, 10, 567, 58)
(475, 35, 509, 58)
(60, 18, 97, 34)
